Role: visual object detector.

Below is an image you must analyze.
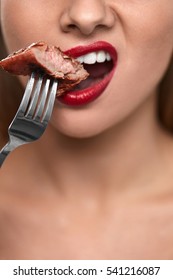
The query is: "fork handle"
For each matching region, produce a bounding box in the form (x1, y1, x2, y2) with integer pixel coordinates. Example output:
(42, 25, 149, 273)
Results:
(0, 141, 14, 166)
(0, 139, 25, 167)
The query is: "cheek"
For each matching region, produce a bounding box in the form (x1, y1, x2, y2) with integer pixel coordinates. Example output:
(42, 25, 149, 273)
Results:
(114, 0, 172, 79)
(1, 1, 49, 53)
(1, 6, 28, 53)
(126, 3, 173, 66)
(116, 4, 173, 108)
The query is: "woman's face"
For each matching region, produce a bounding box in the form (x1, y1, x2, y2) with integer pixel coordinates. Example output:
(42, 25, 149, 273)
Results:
(1, 0, 173, 138)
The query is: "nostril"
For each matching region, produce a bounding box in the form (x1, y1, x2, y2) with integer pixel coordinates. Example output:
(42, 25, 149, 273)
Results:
(67, 24, 76, 30)
(60, 1, 115, 36)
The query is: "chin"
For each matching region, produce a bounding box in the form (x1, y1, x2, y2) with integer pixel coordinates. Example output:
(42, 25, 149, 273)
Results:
(52, 122, 105, 139)
(49, 111, 110, 139)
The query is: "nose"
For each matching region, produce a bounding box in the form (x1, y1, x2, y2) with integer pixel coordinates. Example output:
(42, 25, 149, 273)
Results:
(60, 0, 115, 36)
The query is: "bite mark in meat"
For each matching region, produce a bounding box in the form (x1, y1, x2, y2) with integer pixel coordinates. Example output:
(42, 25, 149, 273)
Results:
(0, 42, 89, 95)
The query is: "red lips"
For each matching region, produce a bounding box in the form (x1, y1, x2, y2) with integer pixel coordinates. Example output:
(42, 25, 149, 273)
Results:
(57, 41, 118, 106)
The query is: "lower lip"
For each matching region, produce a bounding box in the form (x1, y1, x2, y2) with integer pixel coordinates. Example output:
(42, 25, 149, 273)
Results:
(57, 68, 115, 106)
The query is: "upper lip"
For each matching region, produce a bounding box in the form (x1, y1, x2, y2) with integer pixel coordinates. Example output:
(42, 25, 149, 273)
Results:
(64, 41, 118, 64)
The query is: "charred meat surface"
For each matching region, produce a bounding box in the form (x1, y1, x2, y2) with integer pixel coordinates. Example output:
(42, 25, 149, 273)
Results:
(0, 42, 89, 95)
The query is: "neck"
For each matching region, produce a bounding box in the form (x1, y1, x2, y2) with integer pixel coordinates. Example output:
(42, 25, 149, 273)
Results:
(31, 92, 165, 196)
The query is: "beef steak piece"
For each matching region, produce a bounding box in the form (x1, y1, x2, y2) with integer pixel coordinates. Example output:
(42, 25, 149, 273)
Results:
(0, 42, 89, 95)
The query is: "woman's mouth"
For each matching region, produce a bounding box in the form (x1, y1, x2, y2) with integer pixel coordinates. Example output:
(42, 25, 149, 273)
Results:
(58, 41, 118, 106)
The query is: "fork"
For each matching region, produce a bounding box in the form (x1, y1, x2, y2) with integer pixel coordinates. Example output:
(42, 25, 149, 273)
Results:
(0, 72, 58, 166)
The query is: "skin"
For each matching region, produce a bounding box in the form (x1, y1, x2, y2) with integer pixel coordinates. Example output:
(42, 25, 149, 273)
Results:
(0, 0, 173, 259)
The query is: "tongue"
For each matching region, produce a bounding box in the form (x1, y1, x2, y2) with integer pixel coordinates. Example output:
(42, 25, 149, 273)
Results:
(84, 61, 112, 78)
(67, 61, 113, 92)
(73, 77, 102, 90)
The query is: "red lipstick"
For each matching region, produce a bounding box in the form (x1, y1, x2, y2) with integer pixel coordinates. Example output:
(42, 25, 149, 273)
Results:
(58, 41, 118, 106)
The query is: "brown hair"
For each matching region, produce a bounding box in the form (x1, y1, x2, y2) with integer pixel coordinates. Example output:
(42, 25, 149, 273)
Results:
(0, 29, 173, 146)
(158, 56, 173, 132)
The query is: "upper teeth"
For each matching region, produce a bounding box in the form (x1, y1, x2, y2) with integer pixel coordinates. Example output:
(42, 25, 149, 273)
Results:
(76, 51, 111, 64)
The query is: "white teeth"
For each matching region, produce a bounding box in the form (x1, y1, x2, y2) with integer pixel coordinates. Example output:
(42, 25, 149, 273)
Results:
(106, 53, 111, 61)
(77, 56, 84, 64)
(83, 52, 97, 64)
(76, 51, 112, 65)
(97, 51, 107, 63)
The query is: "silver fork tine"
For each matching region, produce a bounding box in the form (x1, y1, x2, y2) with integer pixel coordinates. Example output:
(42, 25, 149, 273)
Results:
(42, 79, 58, 124)
(25, 74, 43, 118)
(34, 77, 51, 120)
(15, 72, 36, 118)
(0, 72, 58, 167)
